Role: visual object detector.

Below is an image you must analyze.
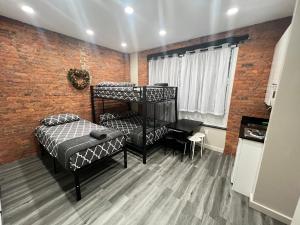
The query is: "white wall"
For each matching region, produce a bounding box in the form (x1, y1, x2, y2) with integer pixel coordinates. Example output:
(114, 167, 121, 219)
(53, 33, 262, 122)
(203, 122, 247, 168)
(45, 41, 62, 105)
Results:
(291, 198, 300, 225)
(130, 53, 139, 111)
(250, 0, 300, 223)
(193, 126, 226, 153)
(130, 53, 138, 85)
(200, 126, 226, 153)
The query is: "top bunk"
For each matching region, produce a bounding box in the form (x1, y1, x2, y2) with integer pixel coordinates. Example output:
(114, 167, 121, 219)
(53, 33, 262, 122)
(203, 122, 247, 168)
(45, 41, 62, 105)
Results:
(91, 82, 177, 103)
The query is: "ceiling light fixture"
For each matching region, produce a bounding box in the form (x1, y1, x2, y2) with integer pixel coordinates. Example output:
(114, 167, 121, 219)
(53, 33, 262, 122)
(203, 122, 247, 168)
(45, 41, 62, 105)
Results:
(121, 42, 127, 47)
(226, 7, 239, 16)
(21, 5, 35, 14)
(86, 29, 94, 36)
(159, 29, 167, 36)
(124, 6, 134, 14)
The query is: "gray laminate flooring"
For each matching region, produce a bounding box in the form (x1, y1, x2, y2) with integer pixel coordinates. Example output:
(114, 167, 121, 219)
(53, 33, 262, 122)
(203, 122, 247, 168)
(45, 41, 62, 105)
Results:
(0, 147, 285, 225)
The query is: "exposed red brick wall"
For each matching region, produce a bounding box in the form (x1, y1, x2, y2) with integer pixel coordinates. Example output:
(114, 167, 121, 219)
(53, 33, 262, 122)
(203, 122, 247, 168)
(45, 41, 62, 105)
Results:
(138, 18, 291, 154)
(0, 16, 130, 164)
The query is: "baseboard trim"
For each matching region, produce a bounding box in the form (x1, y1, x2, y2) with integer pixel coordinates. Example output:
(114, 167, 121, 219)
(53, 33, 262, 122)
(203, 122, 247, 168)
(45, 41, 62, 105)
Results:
(204, 144, 224, 153)
(249, 193, 292, 224)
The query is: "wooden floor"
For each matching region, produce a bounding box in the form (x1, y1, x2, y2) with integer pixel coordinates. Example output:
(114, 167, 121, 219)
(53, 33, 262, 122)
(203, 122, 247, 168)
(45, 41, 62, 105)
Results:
(0, 147, 284, 225)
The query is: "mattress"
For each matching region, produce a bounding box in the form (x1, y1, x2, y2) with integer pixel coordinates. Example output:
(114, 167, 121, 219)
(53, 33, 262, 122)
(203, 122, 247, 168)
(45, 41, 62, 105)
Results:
(101, 115, 168, 146)
(35, 119, 125, 171)
(93, 85, 176, 102)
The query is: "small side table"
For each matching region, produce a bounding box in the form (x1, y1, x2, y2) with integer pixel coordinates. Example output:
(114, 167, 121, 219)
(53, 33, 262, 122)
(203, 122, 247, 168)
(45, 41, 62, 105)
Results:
(188, 133, 205, 159)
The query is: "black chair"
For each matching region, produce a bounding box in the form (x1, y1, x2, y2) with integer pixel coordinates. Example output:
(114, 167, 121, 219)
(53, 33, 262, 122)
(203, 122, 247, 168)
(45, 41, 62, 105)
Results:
(164, 130, 189, 162)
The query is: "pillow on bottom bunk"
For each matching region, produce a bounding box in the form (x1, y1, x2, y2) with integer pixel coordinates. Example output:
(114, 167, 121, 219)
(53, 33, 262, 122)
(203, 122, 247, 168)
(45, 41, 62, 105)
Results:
(99, 111, 138, 124)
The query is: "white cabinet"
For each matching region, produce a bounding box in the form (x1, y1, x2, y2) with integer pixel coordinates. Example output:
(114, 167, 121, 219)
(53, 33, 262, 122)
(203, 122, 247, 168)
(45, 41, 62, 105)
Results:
(265, 26, 291, 106)
(231, 138, 264, 197)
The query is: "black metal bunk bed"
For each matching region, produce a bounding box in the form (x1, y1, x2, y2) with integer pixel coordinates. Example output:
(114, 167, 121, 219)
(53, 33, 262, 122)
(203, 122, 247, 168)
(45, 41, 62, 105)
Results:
(90, 83, 178, 164)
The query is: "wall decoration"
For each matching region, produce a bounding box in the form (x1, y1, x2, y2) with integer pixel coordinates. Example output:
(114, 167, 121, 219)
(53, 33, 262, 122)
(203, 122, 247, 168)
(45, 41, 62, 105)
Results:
(67, 68, 90, 90)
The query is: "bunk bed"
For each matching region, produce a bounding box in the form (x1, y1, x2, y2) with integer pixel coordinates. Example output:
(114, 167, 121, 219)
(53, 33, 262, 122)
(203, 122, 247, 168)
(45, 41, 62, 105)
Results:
(90, 82, 178, 164)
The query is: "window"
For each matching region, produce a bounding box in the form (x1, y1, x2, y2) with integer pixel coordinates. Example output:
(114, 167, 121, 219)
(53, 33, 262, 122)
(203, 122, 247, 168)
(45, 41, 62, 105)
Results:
(148, 45, 239, 128)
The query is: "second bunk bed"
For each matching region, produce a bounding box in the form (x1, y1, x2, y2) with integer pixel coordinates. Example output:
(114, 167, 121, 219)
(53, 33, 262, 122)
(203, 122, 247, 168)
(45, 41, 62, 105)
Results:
(90, 82, 178, 164)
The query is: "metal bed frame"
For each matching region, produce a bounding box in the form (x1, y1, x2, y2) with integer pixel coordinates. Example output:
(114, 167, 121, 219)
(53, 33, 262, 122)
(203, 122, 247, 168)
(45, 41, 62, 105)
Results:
(90, 85, 178, 164)
(39, 142, 127, 201)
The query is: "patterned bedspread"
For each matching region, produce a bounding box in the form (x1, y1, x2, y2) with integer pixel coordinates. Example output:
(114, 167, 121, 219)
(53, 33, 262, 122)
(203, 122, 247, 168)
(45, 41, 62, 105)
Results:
(93, 86, 176, 102)
(35, 120, 125, 171)
(102, 116, 168, 146)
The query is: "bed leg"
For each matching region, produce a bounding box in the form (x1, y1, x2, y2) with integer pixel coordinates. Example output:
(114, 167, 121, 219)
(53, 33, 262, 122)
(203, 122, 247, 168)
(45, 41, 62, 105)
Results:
(73, 172, 81, 201)
(143, 153, 147, 164)
(124, 148, 127, 168)
(164, 138, 167, 155)
(53, 157, 58, 174)
(39, 143, 45, 156)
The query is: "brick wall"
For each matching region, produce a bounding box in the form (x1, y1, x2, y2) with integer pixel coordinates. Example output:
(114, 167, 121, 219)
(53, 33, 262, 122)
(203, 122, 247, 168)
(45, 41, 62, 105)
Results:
(0, 16, 130, 164)
(138, 17, 291, 154)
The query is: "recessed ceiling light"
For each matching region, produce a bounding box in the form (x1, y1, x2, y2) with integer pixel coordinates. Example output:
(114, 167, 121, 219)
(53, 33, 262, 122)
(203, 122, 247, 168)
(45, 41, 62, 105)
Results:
(86, 29, 94, 36)
(21, 5, 35, 14)
(159, 29, 167, 36)
(124, 6, 134, 14)
(121, 42, 127, 47)
(226, 7, 239, 16)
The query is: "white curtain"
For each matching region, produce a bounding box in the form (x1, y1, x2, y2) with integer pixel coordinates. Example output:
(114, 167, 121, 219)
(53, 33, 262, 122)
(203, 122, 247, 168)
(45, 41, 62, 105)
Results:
(148, 46, 239, 127)
(180, 47, 239, 128)
(179, 47, 232, 115)
(149, 55, 181, 86)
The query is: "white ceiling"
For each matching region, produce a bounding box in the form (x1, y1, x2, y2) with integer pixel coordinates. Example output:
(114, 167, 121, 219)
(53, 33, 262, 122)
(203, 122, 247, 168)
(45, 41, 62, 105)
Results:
(0, 0, 295, 53)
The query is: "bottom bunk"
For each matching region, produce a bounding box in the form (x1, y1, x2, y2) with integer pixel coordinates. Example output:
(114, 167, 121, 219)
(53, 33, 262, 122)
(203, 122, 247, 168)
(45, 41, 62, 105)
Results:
(99, 111, 169, 162)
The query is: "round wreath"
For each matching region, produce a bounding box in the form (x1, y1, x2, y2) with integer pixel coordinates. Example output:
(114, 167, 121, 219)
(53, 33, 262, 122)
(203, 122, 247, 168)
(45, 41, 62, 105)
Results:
(67, 68, 90, 90)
